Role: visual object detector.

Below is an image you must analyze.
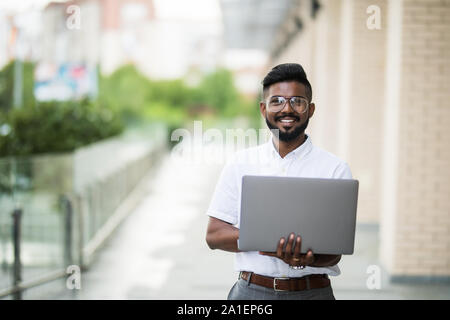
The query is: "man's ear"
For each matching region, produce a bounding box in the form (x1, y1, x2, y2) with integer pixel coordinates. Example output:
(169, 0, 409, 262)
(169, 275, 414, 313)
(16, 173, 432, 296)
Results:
(260, 101, 267, 118)
(308, 103, 315, 119)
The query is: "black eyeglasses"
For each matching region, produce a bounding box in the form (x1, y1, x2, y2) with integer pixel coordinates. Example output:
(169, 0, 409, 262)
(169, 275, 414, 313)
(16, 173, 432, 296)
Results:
(266, 96, 310, 113)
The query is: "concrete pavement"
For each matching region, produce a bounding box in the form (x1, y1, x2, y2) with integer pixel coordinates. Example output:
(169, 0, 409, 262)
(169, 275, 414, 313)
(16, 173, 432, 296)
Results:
(33, 152, 236, 299)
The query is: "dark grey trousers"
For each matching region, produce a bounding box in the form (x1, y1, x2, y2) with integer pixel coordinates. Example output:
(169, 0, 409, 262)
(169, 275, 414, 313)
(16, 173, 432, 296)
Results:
(227, 277, 336, 300)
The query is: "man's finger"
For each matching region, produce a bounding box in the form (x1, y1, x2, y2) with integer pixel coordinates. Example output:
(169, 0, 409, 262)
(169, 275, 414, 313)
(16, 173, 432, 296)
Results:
(284, 233, 295, 259)
(305, 250, 314, 265)
(277, 237, 285, 258)
(293, 235, 301, 260)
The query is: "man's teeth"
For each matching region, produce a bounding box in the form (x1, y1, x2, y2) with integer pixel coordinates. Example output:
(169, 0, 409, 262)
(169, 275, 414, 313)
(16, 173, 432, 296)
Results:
(280, 119, 294, 123)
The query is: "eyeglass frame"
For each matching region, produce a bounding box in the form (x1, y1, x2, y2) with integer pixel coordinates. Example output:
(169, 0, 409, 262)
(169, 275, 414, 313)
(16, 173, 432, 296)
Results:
(264, 95, 310, 114)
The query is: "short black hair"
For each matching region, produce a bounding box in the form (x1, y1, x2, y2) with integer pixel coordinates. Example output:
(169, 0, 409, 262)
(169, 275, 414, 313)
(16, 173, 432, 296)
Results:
(262, 63, 313, 102)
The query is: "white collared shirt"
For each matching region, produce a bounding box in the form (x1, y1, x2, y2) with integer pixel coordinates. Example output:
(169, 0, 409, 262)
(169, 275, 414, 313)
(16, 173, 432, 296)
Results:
(206, 135, 353, 278)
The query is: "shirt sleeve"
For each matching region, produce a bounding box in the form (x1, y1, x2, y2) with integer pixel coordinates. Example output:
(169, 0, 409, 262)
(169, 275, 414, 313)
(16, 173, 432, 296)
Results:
(333, 162, 353, 179)
(206, 159, 239, 225)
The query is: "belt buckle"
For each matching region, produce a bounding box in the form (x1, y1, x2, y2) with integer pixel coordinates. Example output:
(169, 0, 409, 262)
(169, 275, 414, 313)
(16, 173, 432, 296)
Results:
(273, 277, 289, 292)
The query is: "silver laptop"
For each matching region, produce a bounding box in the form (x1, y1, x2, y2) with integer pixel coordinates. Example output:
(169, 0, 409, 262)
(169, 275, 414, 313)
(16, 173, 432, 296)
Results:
(238, 175, 359, 255)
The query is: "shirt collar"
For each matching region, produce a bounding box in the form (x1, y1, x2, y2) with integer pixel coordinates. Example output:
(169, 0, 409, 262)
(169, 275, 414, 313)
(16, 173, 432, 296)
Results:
(266, 134, 313, 160)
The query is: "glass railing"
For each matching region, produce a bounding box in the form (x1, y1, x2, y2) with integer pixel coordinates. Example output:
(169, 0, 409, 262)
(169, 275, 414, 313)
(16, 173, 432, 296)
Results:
(0, 157, 67, 298)
(0, 124, 168, 299)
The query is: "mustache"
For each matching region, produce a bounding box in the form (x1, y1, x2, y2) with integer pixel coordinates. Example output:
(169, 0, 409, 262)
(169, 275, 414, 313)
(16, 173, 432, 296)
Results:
(275, 114, 300, 121)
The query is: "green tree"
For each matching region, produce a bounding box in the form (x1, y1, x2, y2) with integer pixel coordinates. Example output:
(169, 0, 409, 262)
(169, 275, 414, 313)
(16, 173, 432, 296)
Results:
(197, 68, 240, 116)
(98, 64, 152, 123)
(0, 99, 123, 157)
(0, 60, 36, 113)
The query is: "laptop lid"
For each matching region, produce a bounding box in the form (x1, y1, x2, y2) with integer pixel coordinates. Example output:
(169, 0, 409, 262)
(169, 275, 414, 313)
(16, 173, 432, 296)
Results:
(238, 175, 359, 255)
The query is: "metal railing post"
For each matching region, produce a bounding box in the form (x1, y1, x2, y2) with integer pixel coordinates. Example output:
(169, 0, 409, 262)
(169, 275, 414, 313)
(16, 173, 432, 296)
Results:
(63, 194, 79, 298)
(76, 193, 85, 269)
(62, 195, 73, 268)
(12, 208, 22, 300)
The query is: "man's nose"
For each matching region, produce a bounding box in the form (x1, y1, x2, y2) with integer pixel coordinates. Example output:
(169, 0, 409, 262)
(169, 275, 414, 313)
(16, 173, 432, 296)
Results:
(281, 98, 294, 113)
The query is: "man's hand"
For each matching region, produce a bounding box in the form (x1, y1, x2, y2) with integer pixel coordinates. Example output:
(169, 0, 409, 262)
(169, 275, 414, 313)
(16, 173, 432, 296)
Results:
(259, 233, 342, 268)
(259, 233, 315, 267)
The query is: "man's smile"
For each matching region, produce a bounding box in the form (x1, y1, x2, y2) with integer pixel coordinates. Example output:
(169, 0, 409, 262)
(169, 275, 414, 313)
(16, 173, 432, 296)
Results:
(276, 115, 300, 128)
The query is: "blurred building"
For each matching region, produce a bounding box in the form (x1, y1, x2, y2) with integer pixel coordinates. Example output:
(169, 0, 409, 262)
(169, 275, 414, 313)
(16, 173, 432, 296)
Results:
(219, 0, 295, 97)
(148, 0, 224, 80)
(41, 0, 101, 65)
(222, 49, 269, 98)
(0, 6, 44, 68)
(100, 0, 155, 75)
(0, 12, 11, 68)
(265, 0, 449, 282)
(40, 0, 155, 75)
(100, 0, 224, 79)
(0, 0, 224, 80)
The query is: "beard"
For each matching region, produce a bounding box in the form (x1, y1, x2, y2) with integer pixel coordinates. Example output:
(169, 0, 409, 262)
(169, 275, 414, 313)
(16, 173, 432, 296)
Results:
(265, 116, 309, 142)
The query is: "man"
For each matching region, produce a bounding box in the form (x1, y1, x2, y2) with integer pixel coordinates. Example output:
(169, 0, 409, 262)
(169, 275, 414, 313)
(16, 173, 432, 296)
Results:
(205, 63, 352, 300)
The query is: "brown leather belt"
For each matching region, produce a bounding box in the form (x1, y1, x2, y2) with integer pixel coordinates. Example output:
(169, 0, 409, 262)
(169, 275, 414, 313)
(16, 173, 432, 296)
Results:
(239, 271, 330, 292)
